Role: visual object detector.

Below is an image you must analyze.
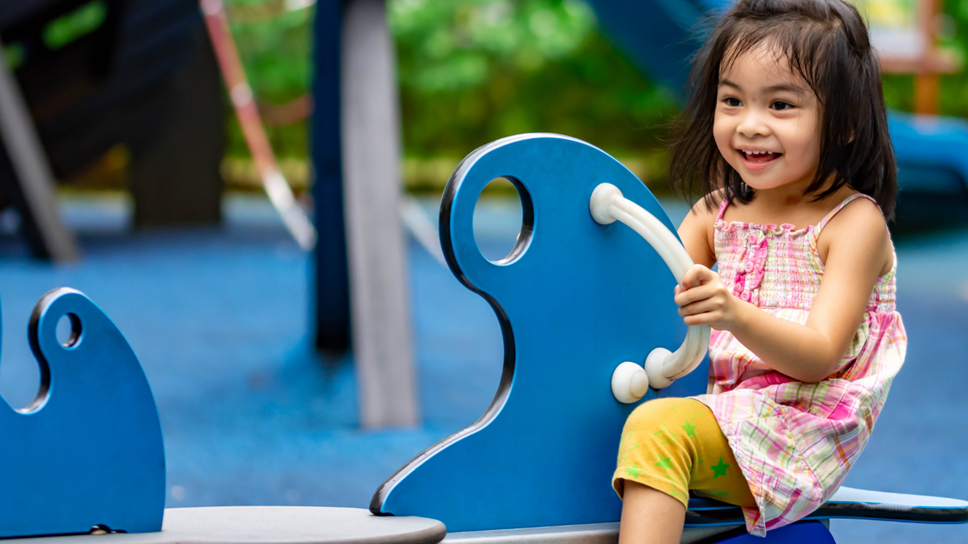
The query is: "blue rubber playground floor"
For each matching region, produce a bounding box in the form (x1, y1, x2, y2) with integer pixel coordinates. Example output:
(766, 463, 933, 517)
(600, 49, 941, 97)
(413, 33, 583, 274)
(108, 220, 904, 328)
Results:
(0, 193, 965, 543)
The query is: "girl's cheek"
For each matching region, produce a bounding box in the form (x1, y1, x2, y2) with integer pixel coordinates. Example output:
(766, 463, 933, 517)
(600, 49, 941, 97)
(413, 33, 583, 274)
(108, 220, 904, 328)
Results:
(712, 122, 733, 159)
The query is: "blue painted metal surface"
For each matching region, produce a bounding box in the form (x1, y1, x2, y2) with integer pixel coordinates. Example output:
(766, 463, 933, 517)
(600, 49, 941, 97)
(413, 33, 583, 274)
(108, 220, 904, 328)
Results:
(0, 288, 164, 537)
(719, 522, 835, 543)
(371, 134, 708, 532)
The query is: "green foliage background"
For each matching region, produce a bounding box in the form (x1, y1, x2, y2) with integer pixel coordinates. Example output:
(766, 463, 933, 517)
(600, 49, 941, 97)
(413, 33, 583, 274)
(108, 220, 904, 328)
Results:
(225, 0, 968, 185)
(388, 0, 678, 159)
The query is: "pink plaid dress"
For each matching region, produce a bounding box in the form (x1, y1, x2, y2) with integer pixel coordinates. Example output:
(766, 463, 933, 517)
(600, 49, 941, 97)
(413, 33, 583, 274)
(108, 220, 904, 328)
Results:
(692, 193, 907, 536)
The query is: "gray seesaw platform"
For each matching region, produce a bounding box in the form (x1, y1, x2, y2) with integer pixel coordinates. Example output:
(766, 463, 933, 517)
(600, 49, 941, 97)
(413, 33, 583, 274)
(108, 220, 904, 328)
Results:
(0, 508, 444, 544)
(443, 524, 739, 543)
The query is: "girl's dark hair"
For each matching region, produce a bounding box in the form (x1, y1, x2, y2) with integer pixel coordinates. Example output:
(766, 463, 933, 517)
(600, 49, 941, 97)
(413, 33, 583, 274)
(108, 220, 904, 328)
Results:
(670, 0, 897, 219)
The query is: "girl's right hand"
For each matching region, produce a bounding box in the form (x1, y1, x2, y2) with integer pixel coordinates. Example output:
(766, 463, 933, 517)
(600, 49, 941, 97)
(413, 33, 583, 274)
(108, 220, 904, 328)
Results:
(674, 264, 741, 331)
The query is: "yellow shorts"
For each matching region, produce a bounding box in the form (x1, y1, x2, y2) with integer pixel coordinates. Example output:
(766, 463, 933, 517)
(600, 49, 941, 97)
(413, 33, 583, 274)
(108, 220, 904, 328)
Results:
(613, 397, 755, 509)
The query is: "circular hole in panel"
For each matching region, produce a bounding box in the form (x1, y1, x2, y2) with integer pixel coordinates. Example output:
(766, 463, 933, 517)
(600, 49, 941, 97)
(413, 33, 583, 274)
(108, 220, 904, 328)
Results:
(56, 313, 83, 348)
(473, 177, 534, 264)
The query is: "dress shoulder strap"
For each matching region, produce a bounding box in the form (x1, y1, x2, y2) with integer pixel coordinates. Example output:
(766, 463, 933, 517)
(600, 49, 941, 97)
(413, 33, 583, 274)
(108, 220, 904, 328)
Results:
(715, 195, 730, 222)
(815, 193, 880, 234)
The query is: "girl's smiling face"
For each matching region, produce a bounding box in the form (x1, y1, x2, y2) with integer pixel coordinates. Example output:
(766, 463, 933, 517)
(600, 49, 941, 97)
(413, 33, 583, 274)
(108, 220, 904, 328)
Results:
(713, 44, 822, 193)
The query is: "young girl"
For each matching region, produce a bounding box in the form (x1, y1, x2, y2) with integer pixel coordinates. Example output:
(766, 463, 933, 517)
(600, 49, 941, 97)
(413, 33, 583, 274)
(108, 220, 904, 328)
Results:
(612, 0, 905, 541)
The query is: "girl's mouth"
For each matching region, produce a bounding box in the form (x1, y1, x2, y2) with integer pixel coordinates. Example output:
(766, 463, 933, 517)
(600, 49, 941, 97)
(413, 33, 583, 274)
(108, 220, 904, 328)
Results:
(739, 150, 781, 170)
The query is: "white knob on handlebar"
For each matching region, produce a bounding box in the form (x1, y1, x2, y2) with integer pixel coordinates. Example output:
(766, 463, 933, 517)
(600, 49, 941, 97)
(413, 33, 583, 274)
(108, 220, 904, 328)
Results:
(611, 362, 650, 404)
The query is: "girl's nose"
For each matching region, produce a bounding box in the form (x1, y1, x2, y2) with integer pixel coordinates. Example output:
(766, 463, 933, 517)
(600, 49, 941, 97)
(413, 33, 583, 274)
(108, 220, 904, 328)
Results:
(737, 109, 770, 138)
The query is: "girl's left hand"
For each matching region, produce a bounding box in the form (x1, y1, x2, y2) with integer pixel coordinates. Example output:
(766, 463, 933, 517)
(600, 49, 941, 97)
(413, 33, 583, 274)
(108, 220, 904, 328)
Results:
(674, 264, 741, 331)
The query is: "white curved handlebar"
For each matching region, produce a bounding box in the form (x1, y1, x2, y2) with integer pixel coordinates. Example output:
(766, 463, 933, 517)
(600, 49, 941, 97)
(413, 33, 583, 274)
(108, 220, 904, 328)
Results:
(590, 183, 710, 402)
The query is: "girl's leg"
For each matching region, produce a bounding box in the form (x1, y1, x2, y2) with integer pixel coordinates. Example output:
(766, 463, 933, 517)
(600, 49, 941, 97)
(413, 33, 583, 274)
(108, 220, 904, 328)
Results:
(686, 401, 756, 508)
(613, 398, 696, 543)
(613, 398, 755, 542)
(619, 481, 685, 544)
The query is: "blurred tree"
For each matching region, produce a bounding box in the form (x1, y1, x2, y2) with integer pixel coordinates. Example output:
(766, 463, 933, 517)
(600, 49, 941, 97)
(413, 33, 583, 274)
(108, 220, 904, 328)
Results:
(222, 0, 680, 166)
(936, 0, 968, 118)
(219, 0, 968, 185)
(877, 1, 967, 115)
(390, 0, 679, 160)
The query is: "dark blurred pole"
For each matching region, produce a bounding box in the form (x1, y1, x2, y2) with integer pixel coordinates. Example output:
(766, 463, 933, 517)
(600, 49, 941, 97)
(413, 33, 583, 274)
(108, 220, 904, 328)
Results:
(130, 22, 225, 228)
(312, 0, 351, 352)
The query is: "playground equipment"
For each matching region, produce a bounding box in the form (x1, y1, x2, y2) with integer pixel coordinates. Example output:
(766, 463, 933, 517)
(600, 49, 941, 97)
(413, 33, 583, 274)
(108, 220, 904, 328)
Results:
(372, 134, 968, 543)
(0, 287, 164, 537)
(0, 287, 443, 543)
(2, 134, 966, 543)
(313, 0, 416, 429)
(589, 182, 710, 395)
(200, 0, 316, 251)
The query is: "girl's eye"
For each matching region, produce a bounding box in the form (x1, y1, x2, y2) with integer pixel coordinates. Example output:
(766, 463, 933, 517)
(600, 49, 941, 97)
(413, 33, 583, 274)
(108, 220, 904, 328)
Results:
(771, 101, 793, 111)
(723, 97, 742, 107)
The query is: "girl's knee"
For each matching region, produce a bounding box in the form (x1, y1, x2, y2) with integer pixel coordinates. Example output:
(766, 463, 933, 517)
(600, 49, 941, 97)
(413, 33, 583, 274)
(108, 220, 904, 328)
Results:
(620, 398, 710, 473)
(623, 397, 695, 434)
(620, 398, 697, 464)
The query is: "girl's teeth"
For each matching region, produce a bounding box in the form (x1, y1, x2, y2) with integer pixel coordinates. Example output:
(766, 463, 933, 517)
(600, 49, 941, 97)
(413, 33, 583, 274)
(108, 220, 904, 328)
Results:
(741, 150, 780, 163)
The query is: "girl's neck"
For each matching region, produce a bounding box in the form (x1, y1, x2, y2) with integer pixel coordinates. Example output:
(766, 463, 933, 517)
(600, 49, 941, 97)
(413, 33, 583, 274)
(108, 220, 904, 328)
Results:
(754, 171, 830, 208)
(730, 176, 857, 229)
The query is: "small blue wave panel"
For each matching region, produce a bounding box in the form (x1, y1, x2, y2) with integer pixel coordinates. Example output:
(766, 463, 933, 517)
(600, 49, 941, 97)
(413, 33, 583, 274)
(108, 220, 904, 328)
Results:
(0, 287, 164, 537)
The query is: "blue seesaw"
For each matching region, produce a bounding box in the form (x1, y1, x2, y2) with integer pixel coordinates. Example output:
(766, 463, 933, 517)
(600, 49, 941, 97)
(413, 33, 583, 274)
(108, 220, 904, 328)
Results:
(371, 134, 968, 543)
(4, 134, 966, 544)
(0, 289, 444, 544)
(0, 287, 165, 538)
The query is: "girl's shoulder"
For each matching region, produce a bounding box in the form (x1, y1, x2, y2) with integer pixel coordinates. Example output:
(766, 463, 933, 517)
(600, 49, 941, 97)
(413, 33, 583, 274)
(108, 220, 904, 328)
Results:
(815, 192, 894, 276)
(814, 191, 888, 242)
(818, 192, 885, 229)
(678, 190, 726, 268)
(686, 189, 727, 223)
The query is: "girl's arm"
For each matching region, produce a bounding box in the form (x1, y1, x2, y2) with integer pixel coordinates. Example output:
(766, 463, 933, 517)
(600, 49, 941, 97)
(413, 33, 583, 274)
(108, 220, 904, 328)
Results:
(677, 196, 719, 269)
(674, 199, 893, 383)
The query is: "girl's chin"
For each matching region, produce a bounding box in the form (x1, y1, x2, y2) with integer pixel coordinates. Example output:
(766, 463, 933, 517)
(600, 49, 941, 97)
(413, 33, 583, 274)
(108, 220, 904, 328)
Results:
(741, 178, 804, 192)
